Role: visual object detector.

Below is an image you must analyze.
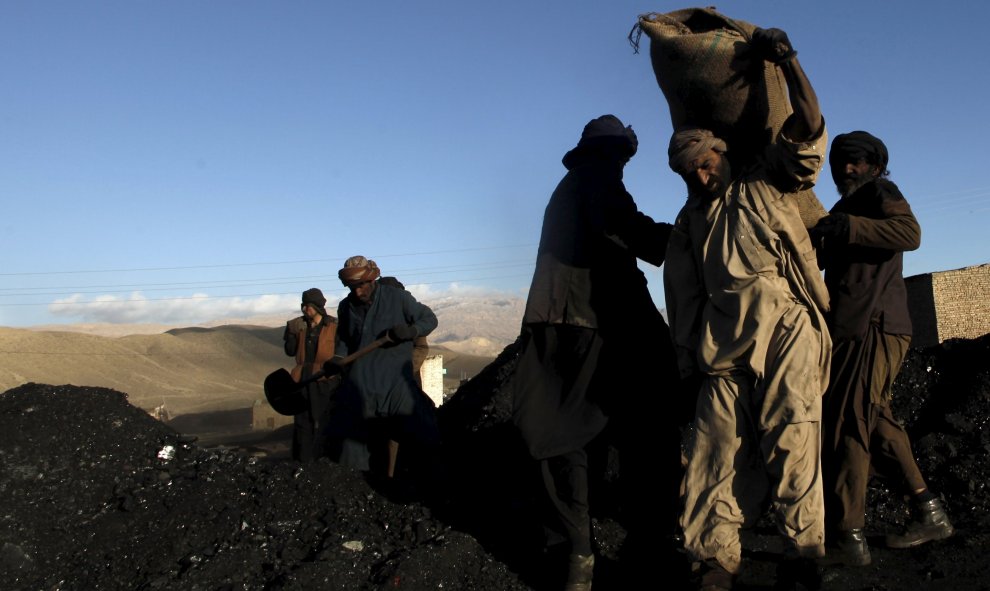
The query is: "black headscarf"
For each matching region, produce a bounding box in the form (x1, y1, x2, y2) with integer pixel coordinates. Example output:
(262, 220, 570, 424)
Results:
(830, 131, 889, 172)
(562, 114, 638, 169)
(301, 287, 328, 317)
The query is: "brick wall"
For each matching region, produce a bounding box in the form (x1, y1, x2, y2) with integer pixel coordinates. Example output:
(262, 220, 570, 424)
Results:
(905, 263, 990, 347)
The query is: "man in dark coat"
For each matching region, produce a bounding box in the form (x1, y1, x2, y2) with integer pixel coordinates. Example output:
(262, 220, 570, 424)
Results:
(513, 114, 681, 591)
(812, 131, 953, 566)
(283, 287, 338, 462)
(326, 256, 440, 484)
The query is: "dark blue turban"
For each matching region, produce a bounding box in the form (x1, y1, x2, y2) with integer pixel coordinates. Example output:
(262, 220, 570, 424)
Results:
(830, 131, 889, 171)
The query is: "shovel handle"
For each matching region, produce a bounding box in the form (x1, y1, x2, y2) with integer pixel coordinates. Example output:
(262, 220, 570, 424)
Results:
(334, 335, 392, 367)
(293, 335, 392, 388)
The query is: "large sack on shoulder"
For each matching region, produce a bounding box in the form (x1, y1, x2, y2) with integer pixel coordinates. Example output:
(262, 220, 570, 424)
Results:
(633, 6, 826, 226)
(635, 7, 787, 156)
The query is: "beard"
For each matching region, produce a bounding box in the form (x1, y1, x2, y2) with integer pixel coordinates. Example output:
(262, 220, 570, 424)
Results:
(837, 173, 874, 198)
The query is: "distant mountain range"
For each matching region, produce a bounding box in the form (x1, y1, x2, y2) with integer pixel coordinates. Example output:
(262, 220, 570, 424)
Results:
(27, 293, 526, 358)
(1, 294, 526, 416)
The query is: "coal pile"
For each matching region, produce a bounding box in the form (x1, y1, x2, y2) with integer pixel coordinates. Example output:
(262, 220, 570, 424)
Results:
(0, 384, 527, 591)
(2, 334, 990, 590)
(439, 334, 990, 590)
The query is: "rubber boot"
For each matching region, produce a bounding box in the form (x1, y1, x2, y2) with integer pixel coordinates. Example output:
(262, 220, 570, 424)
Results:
(886, 497, 954, 548)
(564, 553, 594, 591)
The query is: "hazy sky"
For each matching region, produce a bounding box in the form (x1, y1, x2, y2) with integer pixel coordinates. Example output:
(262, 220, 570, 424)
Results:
(3, 1, 988, 327)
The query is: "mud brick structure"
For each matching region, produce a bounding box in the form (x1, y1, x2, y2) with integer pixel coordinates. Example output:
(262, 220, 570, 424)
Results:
(906, 263, 990, 347)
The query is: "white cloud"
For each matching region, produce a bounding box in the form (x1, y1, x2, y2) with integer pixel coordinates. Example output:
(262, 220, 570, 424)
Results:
(49, 291, 299, 325)
(44, 283, 527, 327)
(405, 281, 491, 301)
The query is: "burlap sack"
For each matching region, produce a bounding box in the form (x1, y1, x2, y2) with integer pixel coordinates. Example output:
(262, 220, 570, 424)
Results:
(635, 7, 827, 226)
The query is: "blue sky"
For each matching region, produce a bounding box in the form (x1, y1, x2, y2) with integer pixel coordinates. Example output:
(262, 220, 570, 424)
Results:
(2, 1, 988, 327)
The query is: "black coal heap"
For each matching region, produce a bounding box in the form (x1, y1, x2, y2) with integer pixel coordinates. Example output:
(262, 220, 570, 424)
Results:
(2, 333, 990, 590)
(0, 384, 527, 591)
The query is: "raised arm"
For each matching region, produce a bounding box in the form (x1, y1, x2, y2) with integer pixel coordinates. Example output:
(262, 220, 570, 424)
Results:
(751, 27, 823, 142)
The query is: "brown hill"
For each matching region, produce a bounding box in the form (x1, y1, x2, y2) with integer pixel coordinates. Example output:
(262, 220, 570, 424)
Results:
(0, 326, 494, 416)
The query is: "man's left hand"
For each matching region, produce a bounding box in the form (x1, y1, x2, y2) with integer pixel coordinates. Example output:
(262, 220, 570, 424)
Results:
(387, 324, 419, 342)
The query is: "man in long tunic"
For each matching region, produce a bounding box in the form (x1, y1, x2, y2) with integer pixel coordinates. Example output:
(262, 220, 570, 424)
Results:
(513, 114, 680, 591)
(663, 28, 831, 590)
(812, 131, 953, 566)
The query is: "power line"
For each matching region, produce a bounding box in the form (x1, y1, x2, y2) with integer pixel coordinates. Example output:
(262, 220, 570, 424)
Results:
(0, 260, 536, 298)
(0, 243, 537, 277)
(0, 273, 534, 307)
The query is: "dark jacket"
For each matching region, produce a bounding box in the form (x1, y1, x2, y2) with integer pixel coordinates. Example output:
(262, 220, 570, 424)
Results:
(335, 282, 437, 418)
(514, 149, 678, 459)
(821, 177, 920, 340)
(522, 155, 671, 331)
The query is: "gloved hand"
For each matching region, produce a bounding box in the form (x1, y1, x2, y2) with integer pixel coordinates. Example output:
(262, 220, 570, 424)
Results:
(386, 323, 419, 343)
(809, 212, 851, 246)
(321, 359, 344, 378)
(286, 316, 307, 336)
(751, 27, 797, 64)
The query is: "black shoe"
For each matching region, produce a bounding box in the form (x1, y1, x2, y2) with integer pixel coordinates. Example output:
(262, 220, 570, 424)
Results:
(820, 528, 871, 566)
(774, 557, 822, 591)
(886, 497, 954, 548)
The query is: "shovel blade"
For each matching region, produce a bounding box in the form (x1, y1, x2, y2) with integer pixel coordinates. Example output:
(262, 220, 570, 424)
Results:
(263, 368, 309, 416)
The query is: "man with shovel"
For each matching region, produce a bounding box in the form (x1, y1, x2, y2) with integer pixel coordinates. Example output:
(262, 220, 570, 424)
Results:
(325, 256, 440, 490)
(282, 287, 338, 462)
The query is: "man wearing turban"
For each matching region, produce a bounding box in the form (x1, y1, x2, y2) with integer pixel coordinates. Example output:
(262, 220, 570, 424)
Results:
(812, 131, 952, 566)
(325, 255, 440, 486)
(663, 28, 831, 590)
(514, 114, 681, 591)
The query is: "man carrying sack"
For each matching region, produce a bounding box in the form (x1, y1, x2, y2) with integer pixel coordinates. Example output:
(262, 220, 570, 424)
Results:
(663, 27, 831, 590)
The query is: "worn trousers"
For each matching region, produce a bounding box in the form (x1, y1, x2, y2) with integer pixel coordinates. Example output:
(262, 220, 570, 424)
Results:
(681, 307, 826, 574)
(823, 330, 926, 532)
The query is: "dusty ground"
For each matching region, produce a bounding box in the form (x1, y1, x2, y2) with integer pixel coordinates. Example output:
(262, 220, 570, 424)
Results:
(1, 334, 989, 590)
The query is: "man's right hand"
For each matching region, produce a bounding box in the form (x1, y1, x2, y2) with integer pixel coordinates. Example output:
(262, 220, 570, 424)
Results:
(287, 317, 307, 335)
(751, 27, 797, 64)
(386, 324, 419, 343)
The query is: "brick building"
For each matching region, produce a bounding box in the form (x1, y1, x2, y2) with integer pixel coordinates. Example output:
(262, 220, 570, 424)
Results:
(905, 263, 990, 347)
